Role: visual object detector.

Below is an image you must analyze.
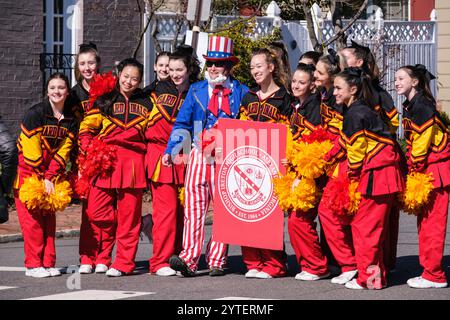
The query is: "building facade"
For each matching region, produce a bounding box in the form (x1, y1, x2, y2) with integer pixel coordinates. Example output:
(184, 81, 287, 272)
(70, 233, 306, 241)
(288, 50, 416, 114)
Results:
(436, 0, 450, 114)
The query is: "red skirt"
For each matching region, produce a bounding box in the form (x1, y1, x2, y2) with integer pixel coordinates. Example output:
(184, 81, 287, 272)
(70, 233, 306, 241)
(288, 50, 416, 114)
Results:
(146, 143, 185, 185)
(94, 147, 147, 189)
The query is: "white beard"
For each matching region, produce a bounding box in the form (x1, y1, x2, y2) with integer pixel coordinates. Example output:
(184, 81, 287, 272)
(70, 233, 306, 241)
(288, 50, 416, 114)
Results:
(205, 72, 227, 86)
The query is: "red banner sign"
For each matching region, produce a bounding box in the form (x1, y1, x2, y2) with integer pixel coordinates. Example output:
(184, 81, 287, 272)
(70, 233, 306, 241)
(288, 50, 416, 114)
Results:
(212, 119, 287, 250)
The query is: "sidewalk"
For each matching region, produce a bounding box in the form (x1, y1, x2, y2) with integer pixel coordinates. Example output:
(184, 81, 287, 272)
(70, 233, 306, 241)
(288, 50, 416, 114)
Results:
(0, 201, 153, 243)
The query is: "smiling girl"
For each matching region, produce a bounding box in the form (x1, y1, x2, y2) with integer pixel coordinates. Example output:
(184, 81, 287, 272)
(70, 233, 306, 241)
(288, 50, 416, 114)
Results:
(395, 65, 450, 289)
(78, 58, 153, 277)
(15, 73, 77, 278)
(146, 45, 200, 276)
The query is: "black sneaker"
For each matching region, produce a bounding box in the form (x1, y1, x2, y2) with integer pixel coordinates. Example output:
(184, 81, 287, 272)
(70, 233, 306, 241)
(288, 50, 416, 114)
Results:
(209, 267, 225, 277)
(169, 255, 195, 277)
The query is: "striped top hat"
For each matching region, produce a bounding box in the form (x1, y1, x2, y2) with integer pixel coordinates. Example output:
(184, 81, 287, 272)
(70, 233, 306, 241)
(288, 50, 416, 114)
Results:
(203, 36, 239, 64)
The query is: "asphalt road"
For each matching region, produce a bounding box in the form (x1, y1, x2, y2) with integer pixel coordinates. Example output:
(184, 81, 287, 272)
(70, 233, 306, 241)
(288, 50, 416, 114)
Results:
(0, 213, 449, 301)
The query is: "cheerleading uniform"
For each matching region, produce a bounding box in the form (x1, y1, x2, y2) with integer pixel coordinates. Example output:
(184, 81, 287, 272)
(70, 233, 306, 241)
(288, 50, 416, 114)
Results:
(369, 80, 403, 272)
(145, 80, 187, 273)
(403, 91, 450, 284)
(287, 93, 330, 277)
(317, 86, 357, 274)
(165, 77, 248, 273)
(70, 82, 91, 122)
(343, 99, 404, 289)
(78, 89, 152, 273)
(239, 86, 291, 277)
(14, 99, 77, 268)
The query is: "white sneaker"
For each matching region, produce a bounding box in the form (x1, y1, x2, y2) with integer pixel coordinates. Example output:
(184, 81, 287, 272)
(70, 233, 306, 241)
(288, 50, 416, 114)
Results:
(106, 268, 123, 277)
(345, 279, 365, 290)
(155, 267, 176, 277)
(331, 270, 358, 285)
(295, 271, 330, 281)
(25, 267, 51, 278)
(95, 264, 109, 274)
(46, 268, 61, 277)
(79, 264, 93, 274)
(407, 276, 448, 289)
(245, 269, 260, 278)
(255, 271, 272, 279)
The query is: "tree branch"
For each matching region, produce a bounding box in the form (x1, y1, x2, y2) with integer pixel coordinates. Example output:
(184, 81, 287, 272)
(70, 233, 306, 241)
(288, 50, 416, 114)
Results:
(322, 0, 369, 48)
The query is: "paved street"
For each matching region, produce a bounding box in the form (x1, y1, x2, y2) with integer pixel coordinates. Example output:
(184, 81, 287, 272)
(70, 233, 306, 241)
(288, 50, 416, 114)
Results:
(0, 213, 449, 301)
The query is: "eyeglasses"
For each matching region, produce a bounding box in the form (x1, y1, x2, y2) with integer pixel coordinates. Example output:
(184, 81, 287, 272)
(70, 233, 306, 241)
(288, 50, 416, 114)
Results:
(205, 60, 227, 68)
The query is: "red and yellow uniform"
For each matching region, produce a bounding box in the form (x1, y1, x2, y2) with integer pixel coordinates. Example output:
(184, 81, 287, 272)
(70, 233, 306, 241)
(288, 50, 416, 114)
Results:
(317, 87, 356, 275)
(342, 99, 404, 289)
(287, 93, 330, 277)
(239, 86, 291, 277)
(370, 80, 399, 133)
(14, 100, 77, 268)
(145, 80, 186, 273)
(78, 89, 152, 273)
(70, 83, 91, 122)
(403, 91, 450, 284)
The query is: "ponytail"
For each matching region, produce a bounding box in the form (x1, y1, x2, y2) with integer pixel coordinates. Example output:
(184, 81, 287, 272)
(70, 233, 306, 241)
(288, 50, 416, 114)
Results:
(398, 64, 436, 103)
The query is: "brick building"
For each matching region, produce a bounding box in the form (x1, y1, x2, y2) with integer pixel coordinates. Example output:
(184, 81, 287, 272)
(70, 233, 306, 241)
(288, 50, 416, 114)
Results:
(0, 0, 149, 136)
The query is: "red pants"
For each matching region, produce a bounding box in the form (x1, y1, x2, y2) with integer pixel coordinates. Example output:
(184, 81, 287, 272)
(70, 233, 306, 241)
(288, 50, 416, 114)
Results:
(352, 194, 393, 289)
(179, 148, 228, 271)
(149, 182, 183, 273)
(79, 186, 117, 267)
(318, 189, 356, 272)
(241, 246, 287, 277)
(14, 190, 56, 268)
(81, 185, 143, 273)
(288, 209, 328, 276)
(417, 186, 449, 283)
(384, 203, 400, 271)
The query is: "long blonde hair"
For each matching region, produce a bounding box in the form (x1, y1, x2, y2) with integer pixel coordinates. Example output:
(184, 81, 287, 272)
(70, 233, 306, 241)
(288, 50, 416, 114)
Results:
(252, 48, 290, 91)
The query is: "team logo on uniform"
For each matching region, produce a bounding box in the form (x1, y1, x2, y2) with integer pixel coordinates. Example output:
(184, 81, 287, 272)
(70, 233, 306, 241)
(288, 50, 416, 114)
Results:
(218, 146, 279, 222)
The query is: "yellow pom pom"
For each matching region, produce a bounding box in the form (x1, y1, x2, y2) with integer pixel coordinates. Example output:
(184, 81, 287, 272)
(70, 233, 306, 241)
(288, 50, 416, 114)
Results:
(348, 180, 361, 215)
(401, 172, 434, 215)
(19, 176, 46, 210)
(178, 187, 185, 206)
(273, 172, 319, 212)
(46, 180, 73, 212)
(287, 140, 333, 179)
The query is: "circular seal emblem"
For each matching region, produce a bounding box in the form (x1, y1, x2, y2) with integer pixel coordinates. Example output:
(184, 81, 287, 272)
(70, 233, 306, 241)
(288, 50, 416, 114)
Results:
(217, 146, 279, 222)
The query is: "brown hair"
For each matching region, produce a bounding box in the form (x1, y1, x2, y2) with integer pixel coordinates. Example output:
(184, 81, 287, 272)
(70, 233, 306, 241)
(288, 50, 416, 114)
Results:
(46, 72, 70, 94)
(398, 65, 436, 103)
(74, 42, 101, 83)
(252, 48, 290, 91)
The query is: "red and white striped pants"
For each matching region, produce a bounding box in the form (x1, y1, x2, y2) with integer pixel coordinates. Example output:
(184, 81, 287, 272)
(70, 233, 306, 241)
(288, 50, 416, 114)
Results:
(179, 147, 228, 271)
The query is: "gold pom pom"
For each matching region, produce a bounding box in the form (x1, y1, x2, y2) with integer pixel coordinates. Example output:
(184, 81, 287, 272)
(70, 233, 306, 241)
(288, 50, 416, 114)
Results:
(45, 180, 73, 212)
(401, 172, 434, 215)
(19, 176, 46, 210)
(178, 187, 185, 206)
(348, 180, 361, 215)
(273, 172, 319, 212)
(287, 140, 333, 179)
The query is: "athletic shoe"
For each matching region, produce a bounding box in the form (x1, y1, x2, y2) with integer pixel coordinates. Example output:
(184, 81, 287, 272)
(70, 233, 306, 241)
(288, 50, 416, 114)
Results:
(331, 270, 358, 285)
(155, 267, 176, 277)
(254, 271, 272, 279)
(46, 268, 62, 277)
(79, 264, 93, 274)
(106, 268, 123, 277)
(169, 255, 195, 277)
(407, 276, 448, 289)
(95, 264, 109, 274)
(25, 267, 51, 278)
(344, 279, 365, 290)
(295, 271, 330, 281)
(245, 269, 260, 278)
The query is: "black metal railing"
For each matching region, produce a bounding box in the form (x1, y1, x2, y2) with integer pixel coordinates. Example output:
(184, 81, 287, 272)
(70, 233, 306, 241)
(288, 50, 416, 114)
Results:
(40, 53, 76, 95)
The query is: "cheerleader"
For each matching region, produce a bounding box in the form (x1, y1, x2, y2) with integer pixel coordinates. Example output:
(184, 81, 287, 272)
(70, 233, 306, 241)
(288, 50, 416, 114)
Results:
(395, 64, 449, 289)
(78, 58, 152, 277)
(334, 68, 404, 289)
(287, 63, 330, 281)
(315, 50, 359, 285)
(146, 46, 200, 276)
(341, 41, 403, 272)
(144, 51, 170, 92)
(239, 48, 291, 279)
(298, 51, 321, 66)
(14, 73, 77, 278)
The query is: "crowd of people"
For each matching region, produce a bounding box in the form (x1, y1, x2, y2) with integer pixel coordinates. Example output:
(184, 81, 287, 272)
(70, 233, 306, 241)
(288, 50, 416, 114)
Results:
(6, 35, 449, 290)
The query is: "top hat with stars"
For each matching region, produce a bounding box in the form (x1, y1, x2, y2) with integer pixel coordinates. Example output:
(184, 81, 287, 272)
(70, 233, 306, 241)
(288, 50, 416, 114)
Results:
(203, 36, 239, 64)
